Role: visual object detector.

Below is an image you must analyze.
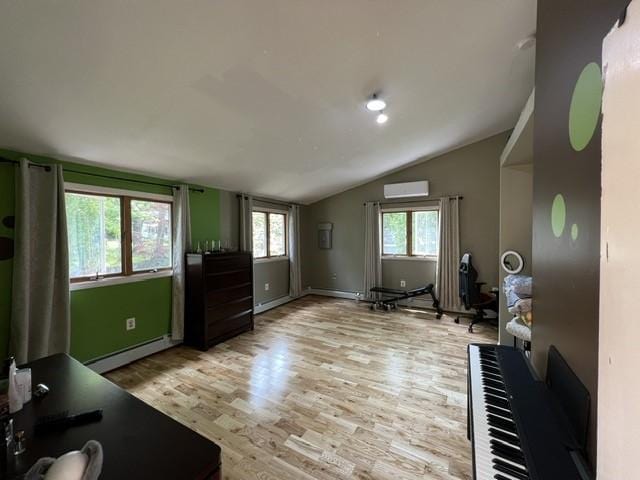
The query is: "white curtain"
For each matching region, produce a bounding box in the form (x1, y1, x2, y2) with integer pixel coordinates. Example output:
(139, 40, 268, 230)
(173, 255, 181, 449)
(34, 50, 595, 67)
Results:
(288, 204, 302, 298)
(171, 185, 192, 341)
(363, 202, 382, 300)
(11, 159, 70, 364)
(436, 196, 461, 311)
(239, 194, 253, 252)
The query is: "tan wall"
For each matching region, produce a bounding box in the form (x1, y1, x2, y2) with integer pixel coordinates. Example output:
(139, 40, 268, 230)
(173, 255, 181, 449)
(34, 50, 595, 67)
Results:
(254, 259, 290, 305)
(301, 132, 507, 295)
(218, 190, 290, 306)
(498, 164, 533, 344)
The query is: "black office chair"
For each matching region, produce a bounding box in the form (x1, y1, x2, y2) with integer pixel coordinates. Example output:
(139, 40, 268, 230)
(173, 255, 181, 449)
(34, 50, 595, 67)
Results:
(455, 253, 498, 332)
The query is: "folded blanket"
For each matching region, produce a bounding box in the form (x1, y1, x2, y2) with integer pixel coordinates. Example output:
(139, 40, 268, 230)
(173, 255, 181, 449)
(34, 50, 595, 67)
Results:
(504, 274, 532, 297)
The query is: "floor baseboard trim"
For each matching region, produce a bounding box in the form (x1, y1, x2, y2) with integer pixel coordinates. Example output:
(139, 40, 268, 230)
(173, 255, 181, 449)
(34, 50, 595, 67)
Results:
(254, 295, 296, 314)
(304, 288, 362, 300)
(86, 336, 180, 374)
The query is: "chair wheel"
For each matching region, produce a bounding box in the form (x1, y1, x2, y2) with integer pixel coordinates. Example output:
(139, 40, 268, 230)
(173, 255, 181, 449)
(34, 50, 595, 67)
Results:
(468, 325, 474, 333)
(436, 314, 442, 319)
(454, 317, 460, 324)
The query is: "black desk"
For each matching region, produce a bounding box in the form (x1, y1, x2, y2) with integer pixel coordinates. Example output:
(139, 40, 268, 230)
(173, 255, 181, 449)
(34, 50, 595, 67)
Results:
(5, 354, 221, 479)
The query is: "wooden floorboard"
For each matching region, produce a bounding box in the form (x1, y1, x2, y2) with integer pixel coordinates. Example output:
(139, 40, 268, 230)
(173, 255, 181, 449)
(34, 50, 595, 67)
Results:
(106, 295, 496, 479)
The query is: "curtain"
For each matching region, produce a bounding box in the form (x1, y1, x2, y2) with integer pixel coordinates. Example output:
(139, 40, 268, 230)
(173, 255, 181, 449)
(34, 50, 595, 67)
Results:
(436, 196, 461, 311)
(239, 194, 253, 252)
(363, 202, 382, 300)
(171, 185, 192, 341)
(11, 159, 70, 364)
(288, 204, 302, 298)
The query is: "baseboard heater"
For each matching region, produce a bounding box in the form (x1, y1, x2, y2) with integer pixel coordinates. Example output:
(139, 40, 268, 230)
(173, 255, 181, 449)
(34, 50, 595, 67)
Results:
(85, 335, 179, 375)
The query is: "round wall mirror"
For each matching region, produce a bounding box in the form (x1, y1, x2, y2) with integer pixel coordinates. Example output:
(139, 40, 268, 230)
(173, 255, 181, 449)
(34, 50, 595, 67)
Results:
(501, 250, 524, 274)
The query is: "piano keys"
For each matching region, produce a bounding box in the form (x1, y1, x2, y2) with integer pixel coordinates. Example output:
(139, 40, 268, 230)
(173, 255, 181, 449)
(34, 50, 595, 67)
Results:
(467, 344, 592, 480)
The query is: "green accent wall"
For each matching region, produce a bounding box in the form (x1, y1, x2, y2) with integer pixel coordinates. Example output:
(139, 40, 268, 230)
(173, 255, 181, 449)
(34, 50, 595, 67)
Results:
(0, 149, 220, 362)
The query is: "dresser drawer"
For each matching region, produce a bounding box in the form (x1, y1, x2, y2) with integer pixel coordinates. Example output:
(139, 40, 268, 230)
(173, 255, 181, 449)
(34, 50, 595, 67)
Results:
(207, 311, 253, 342)
(205, 269, 251, 291)
(205, 254, 251, 273)
(206, 297, 253, 325)
(206, 284, 252, 305)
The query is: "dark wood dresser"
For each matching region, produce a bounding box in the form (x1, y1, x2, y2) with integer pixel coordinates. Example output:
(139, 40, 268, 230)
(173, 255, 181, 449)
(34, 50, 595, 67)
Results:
(185, 252, 254, 350)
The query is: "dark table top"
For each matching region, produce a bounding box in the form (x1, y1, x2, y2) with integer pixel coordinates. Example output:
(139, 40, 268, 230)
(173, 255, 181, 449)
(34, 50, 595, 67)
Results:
(6, 353, 221, 479)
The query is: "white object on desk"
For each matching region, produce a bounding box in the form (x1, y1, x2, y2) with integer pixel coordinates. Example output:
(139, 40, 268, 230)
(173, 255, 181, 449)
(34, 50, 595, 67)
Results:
(16, 368, 32, 404)
(44, 451, 89, 480)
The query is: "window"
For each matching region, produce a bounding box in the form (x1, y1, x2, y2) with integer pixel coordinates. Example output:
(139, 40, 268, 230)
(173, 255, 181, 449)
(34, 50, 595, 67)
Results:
(66, 189, 172, 282)
(382, 209, 439, 257)
(252, 210, 287, 259)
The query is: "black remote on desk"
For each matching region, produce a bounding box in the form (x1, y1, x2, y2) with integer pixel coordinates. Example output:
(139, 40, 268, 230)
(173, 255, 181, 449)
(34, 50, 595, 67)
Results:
(34, 409, 103, 433)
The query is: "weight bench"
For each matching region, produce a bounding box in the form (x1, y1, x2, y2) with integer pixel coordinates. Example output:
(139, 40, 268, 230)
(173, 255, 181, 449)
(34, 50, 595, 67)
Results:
(369, 284, 443, 318)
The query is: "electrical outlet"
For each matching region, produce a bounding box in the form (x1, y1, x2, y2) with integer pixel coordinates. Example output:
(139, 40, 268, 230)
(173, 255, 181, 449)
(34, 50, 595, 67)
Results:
(126, 317, 136, 331)
(400, 280, 406, 288)
(265, 283, 270, 291)
(331, 273, 337, 280)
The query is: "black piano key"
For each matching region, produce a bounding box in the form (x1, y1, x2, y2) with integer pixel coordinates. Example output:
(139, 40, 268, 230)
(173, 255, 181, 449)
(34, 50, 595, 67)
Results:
(489, 427, 521, 447)
(491, 449, 527, 472)
(493, 459, 529, 480)
(491, 440, 527, 465)
(485, 387, 508, 398)
(481, 358, 499, 366)
(482, 364, 502, 375)
(487, 414, 517, 434)
(484, 379, 507, 391)
(480, 354, 498, 362)
(487, 405, 513, 419)
(494, 475, 513, 480)
(485, 394, 511, 409)
(482, 372, 504, 382)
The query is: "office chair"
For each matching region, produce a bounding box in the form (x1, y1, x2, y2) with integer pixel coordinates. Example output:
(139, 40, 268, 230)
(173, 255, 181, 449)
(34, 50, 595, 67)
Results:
(455, 253, 498, 332)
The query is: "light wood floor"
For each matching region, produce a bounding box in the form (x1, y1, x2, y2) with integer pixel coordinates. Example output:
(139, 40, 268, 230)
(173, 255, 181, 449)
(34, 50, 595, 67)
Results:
(106, 296, 496, 480)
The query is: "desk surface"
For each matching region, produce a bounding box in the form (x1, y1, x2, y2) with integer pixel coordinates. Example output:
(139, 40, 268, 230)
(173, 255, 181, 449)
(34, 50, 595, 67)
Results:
(6, 353, 221, 479)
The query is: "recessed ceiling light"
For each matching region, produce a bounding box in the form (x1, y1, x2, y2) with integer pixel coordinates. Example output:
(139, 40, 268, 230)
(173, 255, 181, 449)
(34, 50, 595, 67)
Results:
(366, 95, 387, 112)
(376, 112, 389, 124)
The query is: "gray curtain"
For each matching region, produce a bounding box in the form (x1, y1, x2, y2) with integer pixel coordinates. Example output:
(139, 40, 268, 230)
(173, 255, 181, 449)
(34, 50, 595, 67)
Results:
(239, 194, 253, 252)
(171, 185, 192, 341)
(288, 205, 302, 298)
(363, 202, 382, 300)
(436, 196, 461, 311)
(11, 159, 70, 364)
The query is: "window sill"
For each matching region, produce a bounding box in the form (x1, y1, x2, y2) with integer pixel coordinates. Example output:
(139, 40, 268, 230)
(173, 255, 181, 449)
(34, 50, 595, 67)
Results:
(254, 256, 289, 264)
(382, 255, 438, 263)
(70, 270, 174, 291)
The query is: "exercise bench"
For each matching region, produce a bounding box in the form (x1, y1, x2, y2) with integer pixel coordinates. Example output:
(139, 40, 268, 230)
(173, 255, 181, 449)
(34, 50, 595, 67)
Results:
(369, 284, 443, 318)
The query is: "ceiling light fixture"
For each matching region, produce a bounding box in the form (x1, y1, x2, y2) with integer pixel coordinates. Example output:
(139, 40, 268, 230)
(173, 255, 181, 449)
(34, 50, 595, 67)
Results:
(376, 112, 389, 124)
(366, 94, 387, 112)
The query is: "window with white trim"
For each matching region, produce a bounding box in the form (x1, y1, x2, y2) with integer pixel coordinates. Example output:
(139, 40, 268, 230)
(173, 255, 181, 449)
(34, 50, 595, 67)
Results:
(382, 208, 439, 258)
(252, 210, 287, 259)
(65, 188, 172, 282)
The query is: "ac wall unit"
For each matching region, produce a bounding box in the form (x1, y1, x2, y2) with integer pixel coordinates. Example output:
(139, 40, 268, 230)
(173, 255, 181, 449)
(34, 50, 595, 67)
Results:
(384, 181, 429, 199)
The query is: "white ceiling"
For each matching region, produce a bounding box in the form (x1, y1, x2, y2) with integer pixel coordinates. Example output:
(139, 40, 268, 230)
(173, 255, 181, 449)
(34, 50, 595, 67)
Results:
(0, 1, 536, 204)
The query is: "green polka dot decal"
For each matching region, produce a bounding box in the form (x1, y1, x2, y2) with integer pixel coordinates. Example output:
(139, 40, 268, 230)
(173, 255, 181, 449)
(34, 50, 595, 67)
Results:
(551, 194, 566, 238)
(571, 223, 579, 241)
(569, 62, 603, 151)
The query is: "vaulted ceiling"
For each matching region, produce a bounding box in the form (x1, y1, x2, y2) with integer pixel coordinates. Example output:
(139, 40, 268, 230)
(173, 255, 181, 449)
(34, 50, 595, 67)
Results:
(0, 1, 536, 203)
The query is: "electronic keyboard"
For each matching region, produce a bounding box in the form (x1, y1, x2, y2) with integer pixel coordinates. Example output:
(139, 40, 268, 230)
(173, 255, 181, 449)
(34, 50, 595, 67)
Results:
(467, 344, 592, 480)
